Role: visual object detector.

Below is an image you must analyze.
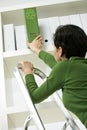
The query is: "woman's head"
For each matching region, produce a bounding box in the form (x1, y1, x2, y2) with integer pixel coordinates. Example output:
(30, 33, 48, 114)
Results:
(53, 24, 87, 61)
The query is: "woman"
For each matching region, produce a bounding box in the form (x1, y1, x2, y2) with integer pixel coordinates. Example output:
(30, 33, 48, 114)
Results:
(19, 24, 87, 128)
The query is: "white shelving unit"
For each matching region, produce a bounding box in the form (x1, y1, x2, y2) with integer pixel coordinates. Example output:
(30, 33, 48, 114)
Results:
(0, 0, 87, 130)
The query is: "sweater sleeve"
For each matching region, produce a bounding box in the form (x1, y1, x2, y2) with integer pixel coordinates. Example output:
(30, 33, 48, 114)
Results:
(25, 60, 67, 104)
(39, 50, 57, 68)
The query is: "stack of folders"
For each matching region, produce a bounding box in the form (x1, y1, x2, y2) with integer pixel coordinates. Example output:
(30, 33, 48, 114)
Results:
(3, 8, 40, 52)
(3, 24, 28, 51)
(3, 13, 87, 52)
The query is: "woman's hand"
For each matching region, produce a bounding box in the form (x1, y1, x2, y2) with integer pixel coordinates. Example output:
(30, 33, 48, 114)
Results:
(18, 61, 34, 75)
(27, 35, 43, 54)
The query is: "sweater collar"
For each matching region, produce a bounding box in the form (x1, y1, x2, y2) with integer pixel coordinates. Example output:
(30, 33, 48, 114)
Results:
(69, 56, 85, 61)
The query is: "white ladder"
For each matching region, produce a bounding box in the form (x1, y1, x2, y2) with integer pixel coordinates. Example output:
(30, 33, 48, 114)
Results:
(14, 66, 81, 130)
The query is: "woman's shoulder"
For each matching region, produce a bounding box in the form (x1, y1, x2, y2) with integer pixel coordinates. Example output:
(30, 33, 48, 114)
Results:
(53, 60, 69, 72)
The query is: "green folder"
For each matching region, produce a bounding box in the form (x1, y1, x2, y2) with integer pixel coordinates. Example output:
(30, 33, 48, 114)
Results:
(24, 8, 40, 42)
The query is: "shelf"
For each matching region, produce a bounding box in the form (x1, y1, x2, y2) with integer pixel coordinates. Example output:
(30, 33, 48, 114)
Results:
(3, 45, 53, 58)
(3, 49, 33, 58)
(0, 0, 82, 12)
(7, 97, 54, 114)
(1, 1, 87, 22)
(7, 106, 29, 114)
(7, 101, 84, 129)
(7, 101, 66, 128)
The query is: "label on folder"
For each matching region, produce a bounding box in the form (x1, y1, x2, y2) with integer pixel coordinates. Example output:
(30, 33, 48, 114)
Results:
(24, 8, 40, 42)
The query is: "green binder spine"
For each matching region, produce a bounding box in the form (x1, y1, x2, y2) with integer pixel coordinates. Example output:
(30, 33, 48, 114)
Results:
(24, 8, 40, 42)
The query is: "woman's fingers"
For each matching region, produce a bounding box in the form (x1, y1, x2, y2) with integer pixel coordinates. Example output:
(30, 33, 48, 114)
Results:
(35, 35, 42, 40)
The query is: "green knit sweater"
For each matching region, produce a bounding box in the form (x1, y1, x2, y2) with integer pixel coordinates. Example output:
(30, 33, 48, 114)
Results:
(25, 50, 87, 128)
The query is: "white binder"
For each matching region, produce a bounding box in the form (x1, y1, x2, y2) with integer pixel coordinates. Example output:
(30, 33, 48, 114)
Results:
(48, 16, 60, 37)
(59, 15, 70, 25)
(15, 25, 28, 50)
(80, 13, 87, 34)
(38, 18, 52, 46)
(3, 24, 15, 51)
(69, 14, 82, 28)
